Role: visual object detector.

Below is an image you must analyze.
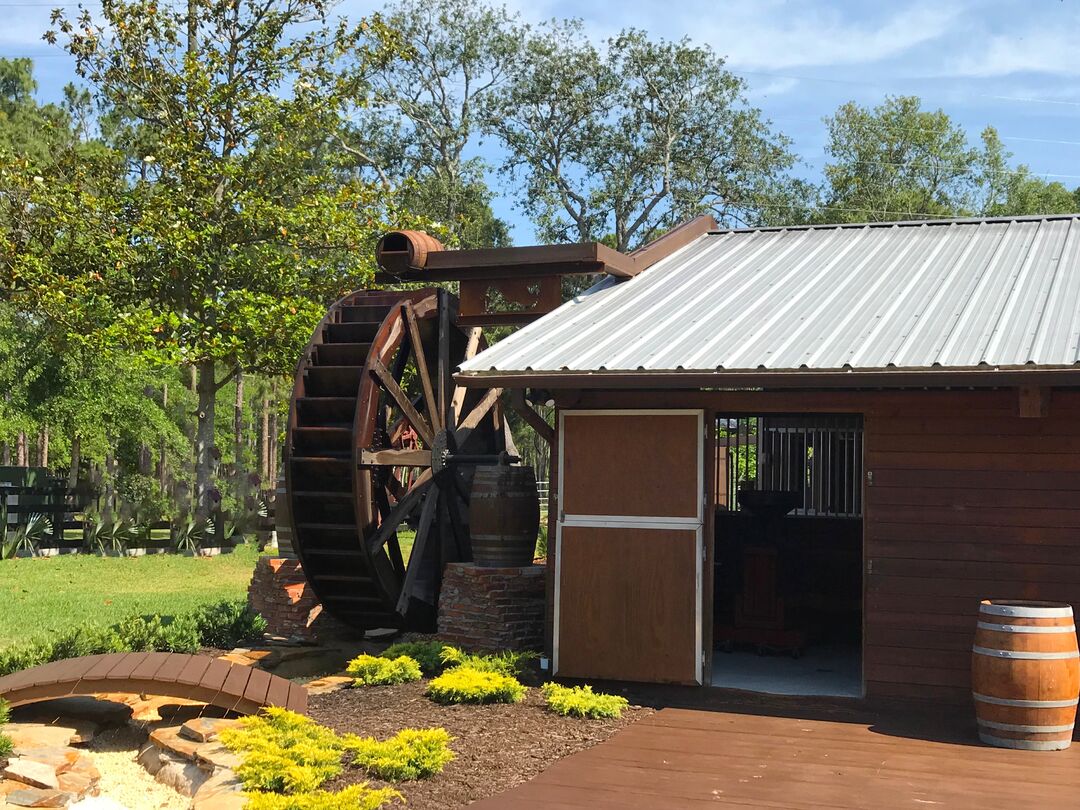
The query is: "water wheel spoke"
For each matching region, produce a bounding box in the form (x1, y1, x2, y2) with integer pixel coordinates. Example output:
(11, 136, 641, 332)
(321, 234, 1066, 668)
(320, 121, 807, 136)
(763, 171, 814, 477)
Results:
(370, 359, 435, 446)
(402, 301, 442, 433)
(453, 387, 503, 447)
(437, 291, 453, 429)
(441, 486, 469, 561)
(396, 489, 439, 615)
(367, 476, 433, 555)
(451, 327, 483, 422)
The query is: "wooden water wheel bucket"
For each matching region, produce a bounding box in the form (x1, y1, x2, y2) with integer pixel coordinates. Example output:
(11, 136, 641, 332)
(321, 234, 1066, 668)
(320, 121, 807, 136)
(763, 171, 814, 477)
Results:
(469, 464, 540, 567)
(972, 600, 1080, 750)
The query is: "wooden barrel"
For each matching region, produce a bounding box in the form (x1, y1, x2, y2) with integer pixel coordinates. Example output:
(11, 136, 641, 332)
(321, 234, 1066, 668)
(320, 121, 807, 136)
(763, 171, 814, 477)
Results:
(469, 465, 540, 568)
(375, 230, 445, 275)
(972, 600, 1079, 750)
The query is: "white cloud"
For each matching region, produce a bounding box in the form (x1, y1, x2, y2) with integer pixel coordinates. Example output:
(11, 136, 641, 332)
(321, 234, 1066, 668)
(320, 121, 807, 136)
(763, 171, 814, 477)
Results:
(692, 2, 962, 70)
(947, 24, 1080, 77)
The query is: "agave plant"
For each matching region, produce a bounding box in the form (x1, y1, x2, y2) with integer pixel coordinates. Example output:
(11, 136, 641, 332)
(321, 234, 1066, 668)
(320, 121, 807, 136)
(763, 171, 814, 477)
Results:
(1, 513, 53, 559)
(81, 512, 132, 555)
(173, 514, 211, 553)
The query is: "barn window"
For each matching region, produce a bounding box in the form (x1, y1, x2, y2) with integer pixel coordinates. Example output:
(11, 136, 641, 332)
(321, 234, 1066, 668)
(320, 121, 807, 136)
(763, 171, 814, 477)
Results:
(716, 415, 863, 518)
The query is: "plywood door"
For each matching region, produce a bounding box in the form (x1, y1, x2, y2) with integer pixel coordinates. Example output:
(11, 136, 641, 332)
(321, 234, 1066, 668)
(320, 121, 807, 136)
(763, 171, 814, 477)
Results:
(555, 410, 704, 685)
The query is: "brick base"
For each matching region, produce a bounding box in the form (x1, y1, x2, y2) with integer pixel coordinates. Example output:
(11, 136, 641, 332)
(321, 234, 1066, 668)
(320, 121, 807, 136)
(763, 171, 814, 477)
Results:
(247, 557, 348, 640)
(437, 562, 546, 652)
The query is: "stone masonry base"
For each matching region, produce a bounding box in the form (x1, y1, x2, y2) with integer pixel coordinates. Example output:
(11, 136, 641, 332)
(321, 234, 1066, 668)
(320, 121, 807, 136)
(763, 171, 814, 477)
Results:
(437, 562, 546, 652)
(247, 557, 345, 640)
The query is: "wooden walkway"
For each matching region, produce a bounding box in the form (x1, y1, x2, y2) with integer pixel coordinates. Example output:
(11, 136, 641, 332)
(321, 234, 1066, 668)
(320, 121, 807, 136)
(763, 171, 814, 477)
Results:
(472, 705, 1080, 808)
(0, 652, 306, 716)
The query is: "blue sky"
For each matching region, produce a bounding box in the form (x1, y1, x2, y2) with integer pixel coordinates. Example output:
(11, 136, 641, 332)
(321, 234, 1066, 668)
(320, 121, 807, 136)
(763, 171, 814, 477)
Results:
(8, 0, 1080, 243)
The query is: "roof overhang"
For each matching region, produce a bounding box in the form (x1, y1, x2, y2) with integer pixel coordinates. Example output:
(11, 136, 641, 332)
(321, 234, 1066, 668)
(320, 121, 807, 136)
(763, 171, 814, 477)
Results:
(454, 367, 1080, 390)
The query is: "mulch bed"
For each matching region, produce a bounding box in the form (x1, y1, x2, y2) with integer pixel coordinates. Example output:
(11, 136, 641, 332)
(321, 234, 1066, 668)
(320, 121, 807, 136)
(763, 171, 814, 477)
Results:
(308, 671, 652, 809)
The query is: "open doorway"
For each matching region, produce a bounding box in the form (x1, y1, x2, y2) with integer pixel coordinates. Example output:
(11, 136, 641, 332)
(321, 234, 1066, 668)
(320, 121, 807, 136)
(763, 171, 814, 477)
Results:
(711, 414, 863, 697)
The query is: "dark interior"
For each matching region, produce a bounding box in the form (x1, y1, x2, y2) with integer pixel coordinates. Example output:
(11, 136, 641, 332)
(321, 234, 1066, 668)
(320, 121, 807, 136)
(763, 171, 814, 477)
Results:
(711, 414, 863, 681)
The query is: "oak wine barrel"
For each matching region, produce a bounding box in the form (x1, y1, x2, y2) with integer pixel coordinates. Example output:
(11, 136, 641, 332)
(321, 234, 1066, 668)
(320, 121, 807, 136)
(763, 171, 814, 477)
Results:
(972, 600, 1080, 751)
(469, 465, 540, 568)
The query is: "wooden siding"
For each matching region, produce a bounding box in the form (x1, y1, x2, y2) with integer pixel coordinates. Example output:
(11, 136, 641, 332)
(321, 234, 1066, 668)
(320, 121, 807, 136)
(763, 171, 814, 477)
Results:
(555, 388, 1080, 704)
(863, 389, 1080, 703)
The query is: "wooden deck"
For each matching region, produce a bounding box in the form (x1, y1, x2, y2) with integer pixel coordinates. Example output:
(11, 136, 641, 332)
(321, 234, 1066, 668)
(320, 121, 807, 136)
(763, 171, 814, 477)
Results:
(472, 703, 1080, 808)
(0, 652, 307, 716)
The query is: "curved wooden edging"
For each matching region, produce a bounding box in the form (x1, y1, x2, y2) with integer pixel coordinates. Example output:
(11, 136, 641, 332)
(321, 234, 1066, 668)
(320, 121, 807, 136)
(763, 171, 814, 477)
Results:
(0, 652, 307, 716)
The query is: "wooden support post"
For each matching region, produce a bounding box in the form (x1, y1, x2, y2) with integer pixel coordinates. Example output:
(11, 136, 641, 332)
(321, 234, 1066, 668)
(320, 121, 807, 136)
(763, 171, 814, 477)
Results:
(509, 389, 554, 444)
(1018, 386, 1050, 418)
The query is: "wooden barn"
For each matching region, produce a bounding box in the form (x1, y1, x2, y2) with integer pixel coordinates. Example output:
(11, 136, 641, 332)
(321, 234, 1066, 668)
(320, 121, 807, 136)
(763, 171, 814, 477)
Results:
(453, 213, 1080, 705)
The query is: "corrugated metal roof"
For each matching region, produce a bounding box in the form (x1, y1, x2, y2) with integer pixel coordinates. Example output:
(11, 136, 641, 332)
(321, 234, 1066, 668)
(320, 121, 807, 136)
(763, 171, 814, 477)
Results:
(458, 215, 1080, 379)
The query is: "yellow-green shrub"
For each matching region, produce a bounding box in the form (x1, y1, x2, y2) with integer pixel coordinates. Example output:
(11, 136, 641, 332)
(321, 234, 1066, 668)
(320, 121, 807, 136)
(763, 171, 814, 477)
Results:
(541, 683, 629, 719)
(221, 708, 344, 793)
(380, 641, 450, 676)
(244, 783, 403, 810)
(346, 654, 422, 686)
(438, 645, 536, 677)
(425, 666, 526, 704)
(344, 728, 454, 781)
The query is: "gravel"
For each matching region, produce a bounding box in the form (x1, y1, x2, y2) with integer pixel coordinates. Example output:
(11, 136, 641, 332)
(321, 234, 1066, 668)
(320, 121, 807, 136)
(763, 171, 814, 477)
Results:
(83, 726, 188, 810)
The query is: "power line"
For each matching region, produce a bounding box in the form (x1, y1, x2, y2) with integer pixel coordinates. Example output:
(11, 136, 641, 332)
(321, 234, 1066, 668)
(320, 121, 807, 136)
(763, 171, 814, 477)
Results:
(799, 154, 1080, 181)
(734, 67, 1080, 110)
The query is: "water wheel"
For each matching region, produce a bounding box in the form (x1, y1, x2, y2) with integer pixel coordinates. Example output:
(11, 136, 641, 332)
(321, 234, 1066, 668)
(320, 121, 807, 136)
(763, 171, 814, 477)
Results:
(285, 288, 512, 632)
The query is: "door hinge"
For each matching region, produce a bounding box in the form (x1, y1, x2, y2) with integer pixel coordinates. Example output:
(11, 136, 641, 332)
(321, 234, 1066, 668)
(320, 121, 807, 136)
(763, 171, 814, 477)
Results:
(867, 559, 874, 575)
(866, 470, 874, 486)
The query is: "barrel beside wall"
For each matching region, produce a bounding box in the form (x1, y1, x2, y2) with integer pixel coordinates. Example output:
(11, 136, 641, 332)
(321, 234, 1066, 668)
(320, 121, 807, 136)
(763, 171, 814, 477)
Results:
(972, 600, 1080, 751)
(469, 465, 541, 568)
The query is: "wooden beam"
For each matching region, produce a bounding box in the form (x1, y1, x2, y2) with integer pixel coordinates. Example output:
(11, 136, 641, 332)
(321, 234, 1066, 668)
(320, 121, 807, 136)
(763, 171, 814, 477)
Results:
(369, 360, 435, 446)
(509, 389, 554, 444)
(359, 449, 433, 467)
(1019, 386, 1051, 418)
(630, 214, 717, 268)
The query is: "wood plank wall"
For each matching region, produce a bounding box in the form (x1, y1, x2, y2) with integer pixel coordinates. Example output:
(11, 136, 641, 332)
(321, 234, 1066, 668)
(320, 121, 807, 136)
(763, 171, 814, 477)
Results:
(557, 388, 1080, 705)
(863, 388, 1080, 703)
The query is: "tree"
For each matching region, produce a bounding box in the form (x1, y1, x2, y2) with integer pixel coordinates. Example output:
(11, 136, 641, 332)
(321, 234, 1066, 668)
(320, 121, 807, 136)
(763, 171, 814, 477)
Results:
(340, 0, 516, 247)
(34, 0, 402, 517)
(487, 25, 806, 251)
(818, 95, 1080, 222)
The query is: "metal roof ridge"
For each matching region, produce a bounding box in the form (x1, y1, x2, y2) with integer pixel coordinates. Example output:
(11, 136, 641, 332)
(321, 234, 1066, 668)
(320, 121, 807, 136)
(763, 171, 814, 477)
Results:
(707, 212, 1080, 235)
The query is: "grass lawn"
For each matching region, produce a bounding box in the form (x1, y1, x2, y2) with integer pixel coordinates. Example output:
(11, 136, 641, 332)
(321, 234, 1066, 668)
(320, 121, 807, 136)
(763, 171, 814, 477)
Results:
(0, 543, 261, 648)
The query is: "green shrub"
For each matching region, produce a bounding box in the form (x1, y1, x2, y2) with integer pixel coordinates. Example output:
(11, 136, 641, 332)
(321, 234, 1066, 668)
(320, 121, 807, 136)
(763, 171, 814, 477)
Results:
(426, 666, 526, 705)
(346, 655, 421, 687)
(244, 783, 403, 810)
(221, 708, 345, 794)
(0, 639, 54, 677)
(438, 645, 537, 677)
(380, 641, 450, 676)
(344, 728, 454, 781)
(0, 600, 266, 677)
(113, 613, 200, 654)
(541, 683, 629, 719)
(191, 599, 267, 648)
(0, 698, 12, 761)
(49, 624, 126, 660)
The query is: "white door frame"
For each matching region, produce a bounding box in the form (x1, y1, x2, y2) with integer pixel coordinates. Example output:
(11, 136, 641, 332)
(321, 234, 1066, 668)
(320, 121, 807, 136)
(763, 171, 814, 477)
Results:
(553, 409, 705, 684)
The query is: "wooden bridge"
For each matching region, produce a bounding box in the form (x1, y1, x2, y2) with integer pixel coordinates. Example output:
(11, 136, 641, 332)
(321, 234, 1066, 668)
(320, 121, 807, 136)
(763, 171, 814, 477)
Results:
(0, 652, 306, 716)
